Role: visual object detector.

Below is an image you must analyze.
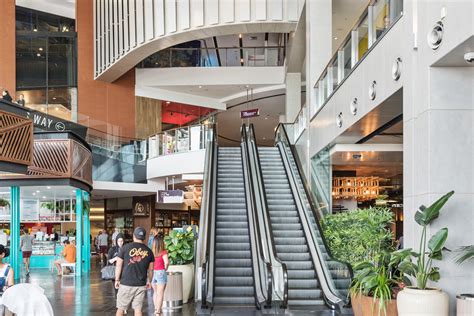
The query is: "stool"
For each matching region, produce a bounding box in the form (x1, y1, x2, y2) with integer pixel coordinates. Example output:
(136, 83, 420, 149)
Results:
(60, 263, 76, 276)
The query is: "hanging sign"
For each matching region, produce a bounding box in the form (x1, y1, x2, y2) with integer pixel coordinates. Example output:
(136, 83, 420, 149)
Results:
(158, 190, 184, 203)
(240, 108, 259, 119)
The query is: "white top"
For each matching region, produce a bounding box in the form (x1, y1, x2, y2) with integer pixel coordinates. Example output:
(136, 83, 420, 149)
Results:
(97, 233, 108, 246)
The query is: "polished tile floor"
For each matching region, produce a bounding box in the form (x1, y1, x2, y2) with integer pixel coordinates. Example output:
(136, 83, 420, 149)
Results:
(17, 258, 352, 316)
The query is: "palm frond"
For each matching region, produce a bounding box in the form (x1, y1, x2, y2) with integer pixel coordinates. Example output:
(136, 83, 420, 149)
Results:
(455, 245, 474, 264)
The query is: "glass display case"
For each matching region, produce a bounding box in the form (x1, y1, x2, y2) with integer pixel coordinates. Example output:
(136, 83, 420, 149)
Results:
(32, 241, 56, 256)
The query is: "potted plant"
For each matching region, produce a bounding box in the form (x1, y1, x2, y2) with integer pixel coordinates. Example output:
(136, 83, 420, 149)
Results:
(396, 191, 454, 316)
(350, 250, 412, 316)
(0, 198, 10, 208)
(454, 245, 474, 315)
(164, 228, 195, 303)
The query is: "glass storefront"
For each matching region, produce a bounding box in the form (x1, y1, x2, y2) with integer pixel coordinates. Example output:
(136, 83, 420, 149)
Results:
(15, 7, 77, 122)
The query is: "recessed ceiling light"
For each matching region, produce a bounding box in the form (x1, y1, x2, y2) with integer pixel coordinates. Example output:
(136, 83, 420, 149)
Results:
(38, 47, 43, 51)
(334, 37, 338, 40)
(42, 196, 46, 199)
(52, 97, 56, 100)
(32, 193, 36, 196)
(47, 186, 51, 189)
(55, 107, 59, 111)
(265, 117, 268, 120)
(36, 190, 40, 193)
(198, 86, 202, 89)
(240, 58, 244, 63)
(239, 34, 242, 39)
(166, 101, 171, 104)
(33, 28, 37, 32)
(262, 137, 266, 140)
(36, 53, 41, 57)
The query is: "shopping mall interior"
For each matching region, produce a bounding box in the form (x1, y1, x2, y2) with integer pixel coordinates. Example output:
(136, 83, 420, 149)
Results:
(0, 0, 472, 315)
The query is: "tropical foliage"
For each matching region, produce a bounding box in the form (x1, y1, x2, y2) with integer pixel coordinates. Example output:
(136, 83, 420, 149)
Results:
(455, 245, 474, 265)
(322, 207, 394, 265)
(164, 229, 195, 265)
(351, 249, 412, 315)
(0, 198, 10, 208)
(396, 191, 454, 289)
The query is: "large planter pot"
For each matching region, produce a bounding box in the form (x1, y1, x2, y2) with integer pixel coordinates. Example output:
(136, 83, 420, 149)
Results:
(397, 287, 449, 316)
(352, 293, 398, 316)
(167, 264, 194, 304)
(457, 294, 474, 316)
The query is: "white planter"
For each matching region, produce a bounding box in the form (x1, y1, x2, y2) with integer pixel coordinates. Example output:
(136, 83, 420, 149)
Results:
(397, 287, 449, 316)
(167, 264, 194, 304)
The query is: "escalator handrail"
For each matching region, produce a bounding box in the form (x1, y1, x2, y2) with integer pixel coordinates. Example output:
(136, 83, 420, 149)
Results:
(276, 123, 353, 274)
(201, 124, 218, 308)
(241, 124, 273, 308)
(278, 124, 353, 308)
(248, 124, 289, 308)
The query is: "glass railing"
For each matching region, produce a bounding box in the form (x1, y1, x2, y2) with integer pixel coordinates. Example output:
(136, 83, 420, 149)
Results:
(138, 46, 286, 68)
(276, 124, 352, 308)
(310, 0, 403, 118)
(147, 123, 213, 159)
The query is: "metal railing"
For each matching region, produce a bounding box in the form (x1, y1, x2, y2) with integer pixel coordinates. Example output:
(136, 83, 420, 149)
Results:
(199, 124, 217, 309)
(246, 124, 288, 308)
(241, 124, 273, 308)
(310, 0, 404, 119)
(138, 46, 286, 68)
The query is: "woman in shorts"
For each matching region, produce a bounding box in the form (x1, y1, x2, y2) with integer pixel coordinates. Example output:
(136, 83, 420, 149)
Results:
(151, 235, 168, 316)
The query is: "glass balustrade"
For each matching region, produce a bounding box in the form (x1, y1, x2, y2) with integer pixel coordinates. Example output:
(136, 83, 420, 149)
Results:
(147, 123, 213, 159)
(310, 0, 403, 117)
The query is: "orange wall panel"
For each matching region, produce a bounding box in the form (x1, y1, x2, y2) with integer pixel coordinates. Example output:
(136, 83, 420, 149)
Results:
(0, 0, 16, 96)
(76, 0, 135, 139)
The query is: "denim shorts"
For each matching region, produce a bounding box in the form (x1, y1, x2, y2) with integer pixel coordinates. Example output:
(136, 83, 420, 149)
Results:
(152, 270, 167, 285)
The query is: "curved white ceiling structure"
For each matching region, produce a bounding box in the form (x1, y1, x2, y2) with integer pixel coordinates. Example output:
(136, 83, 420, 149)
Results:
(94, 0, 304, 82)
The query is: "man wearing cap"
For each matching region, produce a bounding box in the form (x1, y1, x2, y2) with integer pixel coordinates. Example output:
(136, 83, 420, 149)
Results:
(115, 227, 154, 316)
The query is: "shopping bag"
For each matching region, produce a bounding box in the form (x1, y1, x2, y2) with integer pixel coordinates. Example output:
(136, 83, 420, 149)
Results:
(101, 265, 115, 280)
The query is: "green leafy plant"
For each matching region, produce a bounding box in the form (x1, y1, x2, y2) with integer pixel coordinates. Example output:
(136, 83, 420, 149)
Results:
(164, 229, 195, 265)
(322, 207, 394, 265)
(0, 199, 10, 208)
(454, 245, 474, 265)
(397, 191, 454, 289)
(351, 249, 413, 315)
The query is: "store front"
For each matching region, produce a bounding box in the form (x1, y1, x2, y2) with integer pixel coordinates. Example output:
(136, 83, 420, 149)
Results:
(0, 131, 93, 279)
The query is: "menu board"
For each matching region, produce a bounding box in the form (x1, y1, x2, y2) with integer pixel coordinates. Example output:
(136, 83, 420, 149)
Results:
(21, 200, 39, 221)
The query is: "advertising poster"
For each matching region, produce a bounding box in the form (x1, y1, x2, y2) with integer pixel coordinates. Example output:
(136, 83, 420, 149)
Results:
(21, 200, 39, 221)
(158, 190, 184, 203)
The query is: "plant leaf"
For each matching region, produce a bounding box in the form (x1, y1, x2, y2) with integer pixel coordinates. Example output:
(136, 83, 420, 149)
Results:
(428, 228, 448, 254)
(428, 267, 440, 282)
(415, 191, 454, 226)
(455, 245, 474, 265)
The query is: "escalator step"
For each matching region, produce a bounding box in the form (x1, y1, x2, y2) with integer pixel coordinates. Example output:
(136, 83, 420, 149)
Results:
(216, 235, 250, 243)
(215, 286, 255, 297)
(288, 278, 319, 289)
(215, 267, 253, 277)
(213, 296, 255, 305)
(215, 276, 254, 287)
(215, 258, 252, 268)
(278, 252, 311, 261)
(215, 250, 252, 259)
(287, 270, 316, 279)
(275, 244, 308, 253)
(216, 242, 250, 251)
(288, 288, 322, 299)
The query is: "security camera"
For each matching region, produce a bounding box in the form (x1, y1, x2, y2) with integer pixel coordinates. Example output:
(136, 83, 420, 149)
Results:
(464, 52, 474, 63)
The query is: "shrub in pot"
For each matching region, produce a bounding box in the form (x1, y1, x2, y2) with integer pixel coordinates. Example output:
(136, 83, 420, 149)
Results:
(164, 228, 195, 303)
(350, 250, 411, 316)
(396, 191, 454, 316)
(454, 245, 474, 316)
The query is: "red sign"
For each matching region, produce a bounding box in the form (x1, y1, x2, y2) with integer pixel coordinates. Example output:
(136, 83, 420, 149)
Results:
(240, 109, 260, 119)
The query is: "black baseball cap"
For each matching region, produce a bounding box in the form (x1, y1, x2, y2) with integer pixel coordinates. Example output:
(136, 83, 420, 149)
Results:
(133, 227, 146, 241)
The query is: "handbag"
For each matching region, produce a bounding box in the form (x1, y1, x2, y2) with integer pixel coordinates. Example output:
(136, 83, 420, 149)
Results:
(101, 265, 116, 280)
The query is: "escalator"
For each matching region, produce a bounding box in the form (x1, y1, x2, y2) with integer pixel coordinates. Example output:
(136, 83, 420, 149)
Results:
(213, 147, 255, 305)
(198, 125, 272, 312)
(245, 124, 352, 310)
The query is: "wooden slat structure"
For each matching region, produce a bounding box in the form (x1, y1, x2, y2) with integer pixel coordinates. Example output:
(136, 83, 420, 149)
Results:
(0, 109, 33, 172)
(0, 132, 93, 191)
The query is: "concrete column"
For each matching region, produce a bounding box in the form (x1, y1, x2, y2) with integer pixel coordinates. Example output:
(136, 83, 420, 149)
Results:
(404, 66, 474, 311)
(75, 189, 83, 276)
(10, 186, 20, 280)
(285, 73, 302, 123)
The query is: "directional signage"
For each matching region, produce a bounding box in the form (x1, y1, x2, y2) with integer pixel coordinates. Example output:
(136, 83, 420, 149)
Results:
(240, 108, 260, 119)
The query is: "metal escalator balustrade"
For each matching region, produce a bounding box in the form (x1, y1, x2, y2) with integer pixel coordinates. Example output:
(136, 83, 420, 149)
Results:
(274, 123, 352, 308)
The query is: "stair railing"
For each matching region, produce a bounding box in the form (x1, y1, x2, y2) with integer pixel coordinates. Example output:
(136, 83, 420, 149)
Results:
(240, 124, 273, 308)
(247, 124, 289, 308)
(275, 123, 353, 309)
(198, 124, 217, 309)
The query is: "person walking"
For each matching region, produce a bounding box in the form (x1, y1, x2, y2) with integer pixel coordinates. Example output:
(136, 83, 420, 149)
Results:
(112, 228, 120, 246)
(20, 228, 34, 276)
(114, 227, 154, 316)
(97, 230, 109, 266)
(151, 235, 169, 316)
(108, 233, 125, 294)
(0, 245, 13, 293)
(147, 227, 157, 249)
